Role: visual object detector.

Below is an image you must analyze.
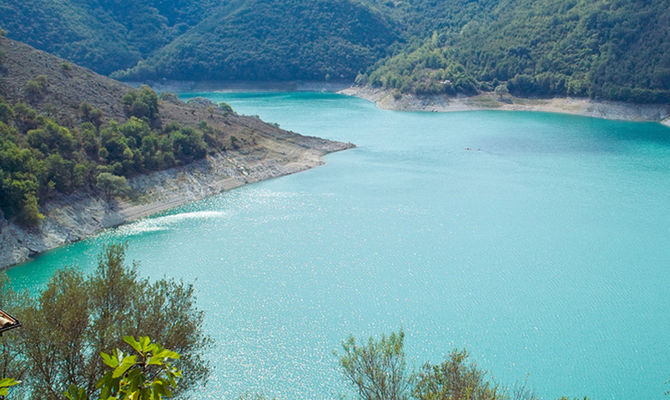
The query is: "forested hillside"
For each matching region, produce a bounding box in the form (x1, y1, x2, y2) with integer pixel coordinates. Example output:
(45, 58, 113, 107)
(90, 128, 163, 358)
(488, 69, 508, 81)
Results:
(361, 0, 670, 103)
(1, 0, 669, 103)
(0, 0, 216, 75)
(0, 0, 398, 82)
(0, 35, 322, 226)
(0, 35, 230, 224)
(114, 0, 397, 81)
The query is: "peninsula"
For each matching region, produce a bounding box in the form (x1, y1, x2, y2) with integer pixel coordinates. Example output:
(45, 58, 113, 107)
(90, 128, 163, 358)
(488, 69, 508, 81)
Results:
(0, 36, 352, 268)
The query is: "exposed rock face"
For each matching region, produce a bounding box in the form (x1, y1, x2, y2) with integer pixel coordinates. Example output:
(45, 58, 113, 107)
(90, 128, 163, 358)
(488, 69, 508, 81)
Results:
(0, 138, 353, 269)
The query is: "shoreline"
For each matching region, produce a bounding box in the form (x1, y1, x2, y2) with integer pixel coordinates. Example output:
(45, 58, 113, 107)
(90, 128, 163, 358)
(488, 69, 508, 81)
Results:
(0, 138, 353, 270)
(127, 80, 353, 94)
(339, 86, 670, 127)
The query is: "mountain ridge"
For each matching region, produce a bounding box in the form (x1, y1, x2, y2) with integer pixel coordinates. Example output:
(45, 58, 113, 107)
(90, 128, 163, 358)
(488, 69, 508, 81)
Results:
(2, 0, 669, 105)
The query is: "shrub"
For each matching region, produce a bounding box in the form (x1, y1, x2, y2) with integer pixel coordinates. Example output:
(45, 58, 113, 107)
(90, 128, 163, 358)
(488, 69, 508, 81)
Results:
(218, 102, 233, 114)
(337, 330, 412, 400)
(414, 349, 504, 400)
(79, 102, 103, 127)
(4, 244, 211, 399)
(24, 75, 48, 100)
(121, 85, 159, 125)
(96, 172, 130, 198)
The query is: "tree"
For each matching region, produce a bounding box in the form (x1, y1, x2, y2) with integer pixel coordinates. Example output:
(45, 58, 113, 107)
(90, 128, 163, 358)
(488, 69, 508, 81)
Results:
(171, 128, 206, 164)
(121, 86, 159, 126)
(23, 75, 48, 101)
(337, 330, 412, 400)
(494, 84, 509, 101)
(96, 172, 130, 198)
(336, 330, 583, 400)
(0, 99, 13, 124)
(413, 349, 504, 400)
(79, 102, 103, 128)
(12, 244, 211, 400)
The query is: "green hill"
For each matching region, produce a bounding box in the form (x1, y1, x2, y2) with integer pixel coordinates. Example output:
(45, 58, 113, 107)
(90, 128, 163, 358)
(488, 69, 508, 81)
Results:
(2, 0, 669, 104)
(0, 0, 215, 75)
(360, 0, 670, 103)
(0, 35, 342, 226)
(0, 0, 398, 81)
(114, 0, 397, 81)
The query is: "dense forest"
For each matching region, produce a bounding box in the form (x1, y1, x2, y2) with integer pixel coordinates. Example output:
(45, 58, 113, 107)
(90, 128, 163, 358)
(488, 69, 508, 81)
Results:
(1, 0, 669, 101)
(113, 0, 398, 81)
(0, 0, 397, 81)
(0, 0, 216, 75)
(361, 0, 670, 103)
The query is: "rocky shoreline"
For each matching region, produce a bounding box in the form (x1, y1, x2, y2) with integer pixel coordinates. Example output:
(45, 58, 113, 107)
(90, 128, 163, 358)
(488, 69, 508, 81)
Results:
(340, 86, 670, 127)
(0, 137, 353, 269)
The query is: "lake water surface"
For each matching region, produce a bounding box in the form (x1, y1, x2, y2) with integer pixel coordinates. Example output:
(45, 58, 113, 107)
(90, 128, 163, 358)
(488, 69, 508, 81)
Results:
(9, 92, 670, 399)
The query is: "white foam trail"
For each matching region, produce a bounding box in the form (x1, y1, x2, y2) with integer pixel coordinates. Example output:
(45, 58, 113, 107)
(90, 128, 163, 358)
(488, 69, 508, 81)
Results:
(116, 210, 227, 236)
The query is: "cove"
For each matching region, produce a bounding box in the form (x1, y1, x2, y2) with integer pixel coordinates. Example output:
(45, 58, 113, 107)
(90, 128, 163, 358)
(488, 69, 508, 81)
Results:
(8, 92, 670, 399)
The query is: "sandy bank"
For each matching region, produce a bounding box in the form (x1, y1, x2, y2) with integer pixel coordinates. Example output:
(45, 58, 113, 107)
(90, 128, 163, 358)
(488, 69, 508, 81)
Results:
(340, 86, 670, 126)
(0, 137, 353, 269)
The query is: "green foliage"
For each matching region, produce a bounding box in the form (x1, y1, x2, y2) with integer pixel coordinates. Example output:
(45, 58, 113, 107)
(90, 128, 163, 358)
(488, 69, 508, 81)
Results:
(96, 172, 130, 198)
(337, 331, 585, 400)
(3, 0, 670, 102)
(363, 35, 478, 95)
(0, 0, 213, 75)
(24, 75, 48, 100)
(79, 102, 103, 127)
(64, 336, 182, 400)
(414, 349, 503, 400)
(26, 119, 75, 155)
(122, 86, 159, 125)
(0, 100, 13, 124)
(170, 127, 206, 163)
(5, 244, 210, 400)
(361, 0, 670, 103)
(114, 0, 397, 82)
(337, 329, 412, 400)
(218, 102, 233, 114)
(0, 92, 217, 225)
(0, 377, 20, 397)
(4, 0, 398, 80)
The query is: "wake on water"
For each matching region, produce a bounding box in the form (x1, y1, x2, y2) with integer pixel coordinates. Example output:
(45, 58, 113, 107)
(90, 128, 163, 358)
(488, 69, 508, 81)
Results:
(112, 211, 228, 237)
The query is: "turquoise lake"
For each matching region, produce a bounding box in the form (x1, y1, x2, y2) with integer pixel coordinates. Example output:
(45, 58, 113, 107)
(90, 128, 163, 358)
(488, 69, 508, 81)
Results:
(8, 92, 670, 399)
